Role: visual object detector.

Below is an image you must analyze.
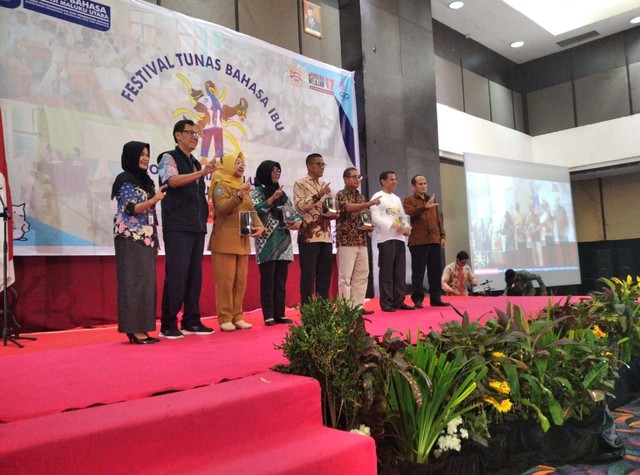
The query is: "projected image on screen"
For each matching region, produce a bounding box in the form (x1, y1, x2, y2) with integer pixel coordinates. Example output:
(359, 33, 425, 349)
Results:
(464, 153, 581, 290)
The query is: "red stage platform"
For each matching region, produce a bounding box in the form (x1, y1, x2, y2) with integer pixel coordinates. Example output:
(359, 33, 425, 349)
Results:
(0, 296, 563, 474)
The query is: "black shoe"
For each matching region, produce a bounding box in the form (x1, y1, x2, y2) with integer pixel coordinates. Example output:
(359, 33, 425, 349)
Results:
(275, 318, 293, 324)
(395, 303, 415, 311)
(264, 318, 276, 326)
(181, 324, 215, 335)
(361, 309, 375, 315)
(431, 301, 450, 307)
(414, 302, 424, 309)
(143, 333, 160, 343)
(159, 327, 184, 339)
(381, 306, 396, 312)
(127, 333, 159, 344)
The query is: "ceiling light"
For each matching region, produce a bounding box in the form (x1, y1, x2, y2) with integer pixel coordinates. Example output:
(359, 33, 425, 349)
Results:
(510, 41, 525, 48)
(503, 0, 640, 36)
(631, 16, 640, 24)
(448, 1, 464, 10)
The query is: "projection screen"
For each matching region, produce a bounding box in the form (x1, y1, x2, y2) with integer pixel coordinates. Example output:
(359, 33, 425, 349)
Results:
(464, 152, 581, 291)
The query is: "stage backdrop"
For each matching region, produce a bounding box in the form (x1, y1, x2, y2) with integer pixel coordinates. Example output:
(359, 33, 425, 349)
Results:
(0, 0, 358, 256)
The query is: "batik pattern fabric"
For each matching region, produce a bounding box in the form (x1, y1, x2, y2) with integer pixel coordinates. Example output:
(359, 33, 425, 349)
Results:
(113, 181, 158, 249)
(251, 186, 298, 265)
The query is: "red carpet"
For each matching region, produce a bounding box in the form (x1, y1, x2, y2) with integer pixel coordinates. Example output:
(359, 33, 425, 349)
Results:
(0, 296, 563, 423)
(0, 296, 568, 474)
(1, 370, 376, 474)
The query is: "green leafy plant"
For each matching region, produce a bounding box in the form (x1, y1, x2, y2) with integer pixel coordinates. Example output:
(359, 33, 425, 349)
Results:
(585, 276, 640, 363)
(384, 332, 488, 464)
(490, 303, 617, 431)
(274, 297, 375, 430)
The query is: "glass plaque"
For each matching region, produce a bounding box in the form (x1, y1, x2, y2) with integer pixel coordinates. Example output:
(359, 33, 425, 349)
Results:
(398, 213, 411, 230)
(322, 196, 338, 215)
(277, 204, 296, 229)
(358, 209, 374, 231)
(239, 210, 258, 236)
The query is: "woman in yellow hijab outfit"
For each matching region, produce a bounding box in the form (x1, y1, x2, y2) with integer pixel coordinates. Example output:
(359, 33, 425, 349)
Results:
(209, 151, 263, 332)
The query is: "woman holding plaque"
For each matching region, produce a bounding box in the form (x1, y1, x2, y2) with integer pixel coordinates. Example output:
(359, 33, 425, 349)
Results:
(111, 141, 167, 344)
(209, 151, 263, 332)
(251, 160, 302, 326)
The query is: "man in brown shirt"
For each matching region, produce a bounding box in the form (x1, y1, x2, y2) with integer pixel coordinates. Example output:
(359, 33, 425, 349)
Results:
(403, 175, 448, 307)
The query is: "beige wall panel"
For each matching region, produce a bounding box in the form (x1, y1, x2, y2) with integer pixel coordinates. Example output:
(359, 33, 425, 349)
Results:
(601, 173, 640, 240)
(572, 180, 604, 242)
(440, 161, 470, 265)
(238, 0, 299, 52)
(513, 91, 524, 132)
(527, 82, 574, 135)
(574, 67, 630, 127)
(462, 69, 490, 120)
(489, 80, 514, 128)
(435, 56, 463, 111)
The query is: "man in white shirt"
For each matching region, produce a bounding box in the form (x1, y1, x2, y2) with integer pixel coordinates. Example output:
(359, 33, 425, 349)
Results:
(370, 171, 414, 312)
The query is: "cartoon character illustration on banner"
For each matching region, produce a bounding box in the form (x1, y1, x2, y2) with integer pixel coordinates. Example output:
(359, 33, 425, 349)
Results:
(12, 203, 30, 241)
(173, 74, 249, 164)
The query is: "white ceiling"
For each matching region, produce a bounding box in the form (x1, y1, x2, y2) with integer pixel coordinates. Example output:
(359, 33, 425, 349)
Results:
(431, 0, 640, 64)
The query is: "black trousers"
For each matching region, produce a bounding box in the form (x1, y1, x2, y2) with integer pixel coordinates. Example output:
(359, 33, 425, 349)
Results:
(259, 260, 289, 320)
(409, 243, 443, 304)
(161, 231, 205, 329)
(377, 239, 407, 308)
(298, 241, 333, 304)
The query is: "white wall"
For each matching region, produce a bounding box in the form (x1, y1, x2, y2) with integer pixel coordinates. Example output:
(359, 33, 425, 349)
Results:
(437, 104, 640, 169)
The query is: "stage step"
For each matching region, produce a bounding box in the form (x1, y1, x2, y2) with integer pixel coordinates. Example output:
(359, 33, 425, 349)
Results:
(0, 371, 376, 474)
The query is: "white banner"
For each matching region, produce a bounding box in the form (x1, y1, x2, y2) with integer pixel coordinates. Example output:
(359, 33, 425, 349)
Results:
(0, 0, 358, 255)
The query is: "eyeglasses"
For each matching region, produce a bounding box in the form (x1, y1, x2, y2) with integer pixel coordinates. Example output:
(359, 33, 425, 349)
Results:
(347, 175, 363, 180)
(181, 130, 200, 137)
(272, 168, 281, 173)
(310, 162, 326, 167)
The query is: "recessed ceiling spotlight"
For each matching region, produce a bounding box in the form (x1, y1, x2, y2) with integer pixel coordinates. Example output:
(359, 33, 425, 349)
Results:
(630, 16, 640, 24)
(510, 41, 525, 48)
(448, 1, 464, 10)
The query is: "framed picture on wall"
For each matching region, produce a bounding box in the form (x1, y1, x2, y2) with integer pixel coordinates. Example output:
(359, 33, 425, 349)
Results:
(303, 1, 322, 38)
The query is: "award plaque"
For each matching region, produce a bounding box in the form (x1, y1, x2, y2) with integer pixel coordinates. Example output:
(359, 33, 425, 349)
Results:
(277, 205, 296, 229)
(322, 196, 338, 216)
(358, 209, 374, 231)
(398, 213, 411, 230)
(239, 210, 258, 236)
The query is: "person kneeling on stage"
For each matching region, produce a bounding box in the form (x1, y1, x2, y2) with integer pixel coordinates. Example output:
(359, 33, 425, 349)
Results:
(504, 269, 547, 296)
(441, 250, 478, 296)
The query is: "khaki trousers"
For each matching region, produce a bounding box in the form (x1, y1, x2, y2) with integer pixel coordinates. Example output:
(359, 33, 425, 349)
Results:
(337, 245, 369, 307)
(212, 252, 248, 324)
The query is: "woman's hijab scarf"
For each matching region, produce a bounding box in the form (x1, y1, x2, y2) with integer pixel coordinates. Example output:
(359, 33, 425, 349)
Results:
(254, 160, 287, 209)
(111, 141, 155, 199)
(211, 151, 245, 190)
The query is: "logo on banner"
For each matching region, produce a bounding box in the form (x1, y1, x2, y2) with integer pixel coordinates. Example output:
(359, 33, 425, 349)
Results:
(288, 65, 304, 87)
(308, 72, 334, 95)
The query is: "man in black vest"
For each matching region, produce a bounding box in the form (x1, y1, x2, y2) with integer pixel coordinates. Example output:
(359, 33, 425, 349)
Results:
(157, 119, 218, 339)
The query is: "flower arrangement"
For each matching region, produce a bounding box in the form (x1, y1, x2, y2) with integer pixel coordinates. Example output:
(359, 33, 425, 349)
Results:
(276, 277, 638, 470)
(432, 416, 469, 458)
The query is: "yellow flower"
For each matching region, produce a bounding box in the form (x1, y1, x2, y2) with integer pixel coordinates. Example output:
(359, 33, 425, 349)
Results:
(483, 395, 513, 412)
(488, 379, 511, 395)
(592, 324, 607, 339)
(491, 351, 506, 359)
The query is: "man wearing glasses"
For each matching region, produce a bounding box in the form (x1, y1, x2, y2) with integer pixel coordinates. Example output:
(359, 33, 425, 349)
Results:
(293, 153, 335, 304)
(156, 119, 219, 339)
(335, 167, 380, 314)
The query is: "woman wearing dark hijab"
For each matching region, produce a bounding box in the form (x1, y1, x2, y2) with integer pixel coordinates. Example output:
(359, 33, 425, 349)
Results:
(111, 141, 167, 344)
(250, 160, 302, 326)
